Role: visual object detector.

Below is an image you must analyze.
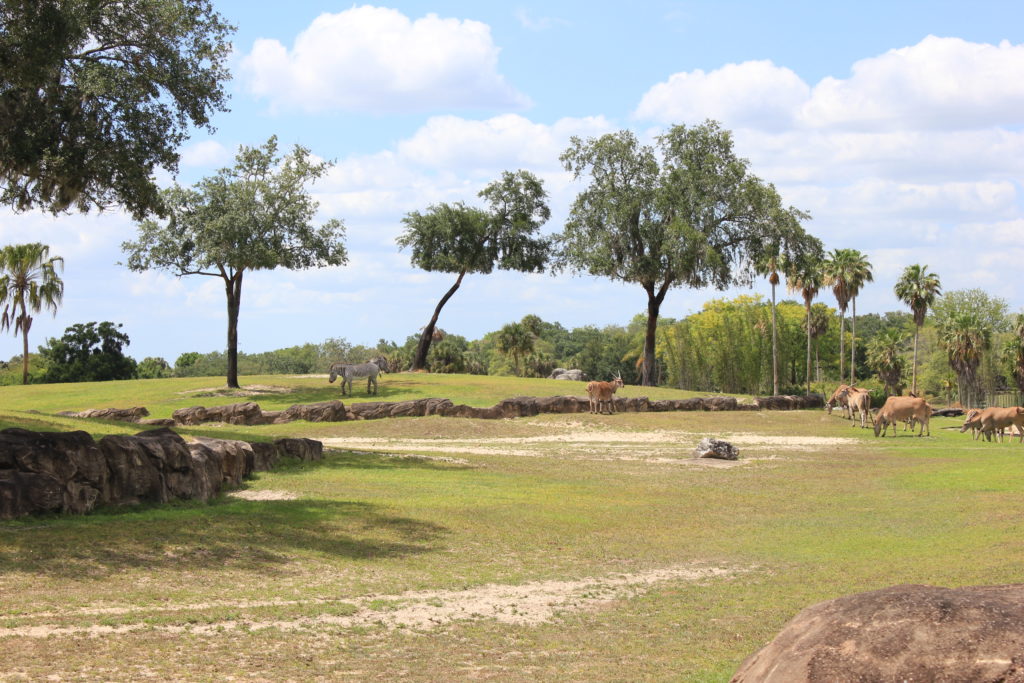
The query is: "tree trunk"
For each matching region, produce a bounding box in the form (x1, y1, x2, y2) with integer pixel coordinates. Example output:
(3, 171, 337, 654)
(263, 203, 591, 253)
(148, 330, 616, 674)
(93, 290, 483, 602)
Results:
(912, 325, 920, 395)
(771, 281, 778, 396)
(20, 316, 30, 385)
(642, 282, 670, 387)
(805, 299, 812, 394)
(225, 271, 243, 389)
(838, 310, 846, 382)
(850, 296, 857, 384)
(412, 270, 466, 371)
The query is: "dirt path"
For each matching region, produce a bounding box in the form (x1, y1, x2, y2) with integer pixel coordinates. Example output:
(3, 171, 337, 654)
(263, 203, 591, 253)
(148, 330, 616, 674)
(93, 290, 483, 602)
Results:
(0, 564, 745, 639)
(320, 430, 858, 463)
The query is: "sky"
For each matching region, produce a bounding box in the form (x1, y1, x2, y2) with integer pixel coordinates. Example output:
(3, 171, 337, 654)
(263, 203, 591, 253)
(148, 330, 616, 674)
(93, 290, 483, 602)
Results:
(3, 1, 1024, 364)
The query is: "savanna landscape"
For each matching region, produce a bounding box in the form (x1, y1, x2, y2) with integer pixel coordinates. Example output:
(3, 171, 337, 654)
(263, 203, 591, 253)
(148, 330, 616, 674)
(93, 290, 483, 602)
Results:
(2, 373, 1023, 681)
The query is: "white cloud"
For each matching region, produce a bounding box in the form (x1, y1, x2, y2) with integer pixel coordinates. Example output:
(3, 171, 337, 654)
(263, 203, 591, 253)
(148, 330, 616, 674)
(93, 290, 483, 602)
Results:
(636, 36, 1024, 133)
(179, 140, 232, 168)
(634, 60, 809, 131)
(240, 5, 530, 113)
(515, 8, 568, 31)
(802, 36, 1024, 131)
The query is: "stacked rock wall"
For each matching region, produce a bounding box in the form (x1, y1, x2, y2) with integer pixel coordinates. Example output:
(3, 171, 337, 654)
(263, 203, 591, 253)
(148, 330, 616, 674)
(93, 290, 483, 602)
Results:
(0, 427, 322, 520)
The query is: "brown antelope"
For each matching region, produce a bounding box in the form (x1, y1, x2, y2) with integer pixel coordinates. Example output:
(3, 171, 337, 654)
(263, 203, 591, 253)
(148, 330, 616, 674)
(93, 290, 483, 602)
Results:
(587, 374, 624, 414)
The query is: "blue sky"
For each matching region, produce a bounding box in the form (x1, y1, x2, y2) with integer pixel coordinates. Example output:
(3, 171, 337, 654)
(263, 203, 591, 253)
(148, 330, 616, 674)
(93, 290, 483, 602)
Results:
(3, 1, 1024, 364)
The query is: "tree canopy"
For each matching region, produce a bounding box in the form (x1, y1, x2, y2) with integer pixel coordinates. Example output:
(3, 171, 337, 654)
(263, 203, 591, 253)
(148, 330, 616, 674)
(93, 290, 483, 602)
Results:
(397, 169, 551, 370)
(122, 136, 347, 387)
(0, 0, 233, 218)
(555, 120, 819, 386)
(39, 321, 137, 383)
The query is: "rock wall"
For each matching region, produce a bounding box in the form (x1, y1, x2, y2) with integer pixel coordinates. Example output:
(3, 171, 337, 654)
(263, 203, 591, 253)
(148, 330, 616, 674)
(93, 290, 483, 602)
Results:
(0, 427, 322, 520)
(60, 393, 826, 427)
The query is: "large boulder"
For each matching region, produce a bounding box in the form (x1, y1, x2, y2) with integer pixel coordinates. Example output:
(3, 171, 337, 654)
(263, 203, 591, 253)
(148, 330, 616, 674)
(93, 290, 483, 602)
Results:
(280, 400, 347, 423)
(0, 428, 109, 513)
(692, 437, 739, 460)
(549, 368, 587, 381)
(0, 470, 64, 518)
(275, 438, 323, 462)
(57, 406, 150, 422)
(535, 395, 590, 413)
(731, 583, 1024, 682)
(704, 396, 738, 411)
(172, 402, 265, 426)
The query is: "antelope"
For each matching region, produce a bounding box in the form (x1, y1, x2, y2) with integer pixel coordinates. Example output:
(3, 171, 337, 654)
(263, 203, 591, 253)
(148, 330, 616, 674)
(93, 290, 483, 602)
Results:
(587, 374, 624, 415)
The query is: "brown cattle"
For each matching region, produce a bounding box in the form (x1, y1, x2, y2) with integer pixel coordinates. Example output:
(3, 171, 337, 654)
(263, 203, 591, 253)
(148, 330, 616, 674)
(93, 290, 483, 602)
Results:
(874, 396, 931, 437)
(586, 375, 624, 415)
(837, 387, 874, 428)
(976, 406, 1024, 443)
(826, 384, 854, 418)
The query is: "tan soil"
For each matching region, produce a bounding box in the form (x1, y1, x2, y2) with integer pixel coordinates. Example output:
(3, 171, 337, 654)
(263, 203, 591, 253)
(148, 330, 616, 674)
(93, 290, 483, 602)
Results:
(1, 564, 745, 638)
(227, 489, 300, 501)
(320, 430, 858, 464)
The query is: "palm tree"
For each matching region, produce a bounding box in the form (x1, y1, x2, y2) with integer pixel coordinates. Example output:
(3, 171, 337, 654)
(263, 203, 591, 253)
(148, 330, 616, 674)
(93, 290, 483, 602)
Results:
(1007, 313, 1024, 393)
(822, 248, 872, 384)
(497, 322, 535, 377)
(0, 243, 65, 385)
(894, 264, 941, 395)
(785, 255, 823, 394)
(867, 328, 907, 396)
(821, 249, 854, 382)
(938, 312, 990, 407)
(806, 303, 832, 384)
(755, 253, 784, 396)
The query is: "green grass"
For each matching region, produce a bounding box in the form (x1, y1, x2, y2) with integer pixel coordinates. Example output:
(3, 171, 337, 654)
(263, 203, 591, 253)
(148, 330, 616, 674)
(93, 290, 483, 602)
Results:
(1, 375, 1022, 680)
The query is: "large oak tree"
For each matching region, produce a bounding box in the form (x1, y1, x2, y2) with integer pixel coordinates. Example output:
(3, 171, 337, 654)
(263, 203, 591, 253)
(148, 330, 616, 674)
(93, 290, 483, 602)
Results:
(0, 0, 233, 218)
(555, 120, 818, 386)
(122, 137, 347, 388)
(398, 170, 551, 371)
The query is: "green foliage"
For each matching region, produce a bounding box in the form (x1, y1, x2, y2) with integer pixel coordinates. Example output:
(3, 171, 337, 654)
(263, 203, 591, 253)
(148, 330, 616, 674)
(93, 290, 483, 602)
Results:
(426, 334, 469, 374)
(137, 357, 172, 380)
(122, 136, 348, 387)
(0, 0, 234, 218)
(171, 338, 399, 378)
(496, 322, 535, 376)
(38, 321, 137, 383)
(0, 242, 65, 384)
(867, 328, 908, 395)
(397, 170, 551, 370)
(556, 120, 818, 385)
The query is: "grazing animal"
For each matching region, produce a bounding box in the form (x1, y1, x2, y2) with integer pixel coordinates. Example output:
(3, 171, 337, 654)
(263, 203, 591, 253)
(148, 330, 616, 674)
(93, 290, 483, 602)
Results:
(971, 406, 1024, 443)
(960, 409, 985, 440)
(874, 396, 931, 437)
(328, 357, 389, 396)
(826, 384, 857, 419)
(586, 375, 624, 414)
(837, 387, 874, 428)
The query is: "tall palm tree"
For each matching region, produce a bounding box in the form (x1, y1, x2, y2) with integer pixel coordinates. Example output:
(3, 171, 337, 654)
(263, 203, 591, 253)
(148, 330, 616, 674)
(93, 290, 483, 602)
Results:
(938, 312, 990, 407)
(755, 253, 783, 396)
(823, 248, 872, 384)
(822, 249, 855, 382)
(497, 321, 535, 377)
(1008, 313, 1024, 394)
(894, 264, 941, 395)
(0, 243, 65, 384)
(845, 250, 873, 384)
(786, 255, 823, 394)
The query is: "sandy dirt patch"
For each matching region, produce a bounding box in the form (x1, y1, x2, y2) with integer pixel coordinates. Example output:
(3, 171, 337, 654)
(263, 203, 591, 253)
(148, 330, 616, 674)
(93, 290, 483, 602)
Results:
(320, 430, 858, 464)
(176, 384, 293, 397)
(227, 489, 300, 501)
(0, 564, 745, 638)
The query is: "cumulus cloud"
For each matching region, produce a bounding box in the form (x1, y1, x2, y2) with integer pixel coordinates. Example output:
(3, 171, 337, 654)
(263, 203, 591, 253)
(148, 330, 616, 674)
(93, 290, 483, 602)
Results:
(636, 36, 1024, 133)
(634, 60, 809, 131)
(179, 140, 232, 168)
(239, 5, 530, 113)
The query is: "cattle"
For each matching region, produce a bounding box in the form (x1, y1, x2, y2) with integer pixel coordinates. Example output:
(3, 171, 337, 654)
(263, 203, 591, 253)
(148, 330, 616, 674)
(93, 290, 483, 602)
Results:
(586, 375, 624, 415)
(973, 406, 1024, 443)
(837, 386, 874, 428)
(874, 396, 931, 437)
(826, 384, 854, 419)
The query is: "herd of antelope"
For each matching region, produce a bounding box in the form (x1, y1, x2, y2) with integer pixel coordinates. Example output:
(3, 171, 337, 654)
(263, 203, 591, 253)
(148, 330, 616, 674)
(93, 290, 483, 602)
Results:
(826, 383, 1024, 442)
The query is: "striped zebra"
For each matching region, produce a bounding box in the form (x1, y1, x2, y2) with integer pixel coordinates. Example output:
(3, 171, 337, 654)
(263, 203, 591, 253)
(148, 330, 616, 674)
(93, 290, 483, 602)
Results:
(328, 357, 389, 396)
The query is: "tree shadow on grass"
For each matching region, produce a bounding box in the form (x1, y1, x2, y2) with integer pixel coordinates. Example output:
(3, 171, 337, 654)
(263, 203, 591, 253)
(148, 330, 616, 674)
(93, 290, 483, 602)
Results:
(0, 495, 449, 579)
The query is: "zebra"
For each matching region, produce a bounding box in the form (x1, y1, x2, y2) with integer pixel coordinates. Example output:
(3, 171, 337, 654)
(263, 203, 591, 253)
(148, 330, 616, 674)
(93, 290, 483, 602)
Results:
(328, 357, 389, 396)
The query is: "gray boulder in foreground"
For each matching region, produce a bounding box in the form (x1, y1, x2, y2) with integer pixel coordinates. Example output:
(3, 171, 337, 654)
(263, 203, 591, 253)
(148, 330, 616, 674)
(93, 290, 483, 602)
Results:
(692, 437, 739, 460)
(731, 583, 1024, 682)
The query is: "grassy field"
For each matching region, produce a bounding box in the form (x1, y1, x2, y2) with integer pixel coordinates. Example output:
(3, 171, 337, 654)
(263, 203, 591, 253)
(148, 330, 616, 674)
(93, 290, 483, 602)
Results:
(1, 374, 1022, 681)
